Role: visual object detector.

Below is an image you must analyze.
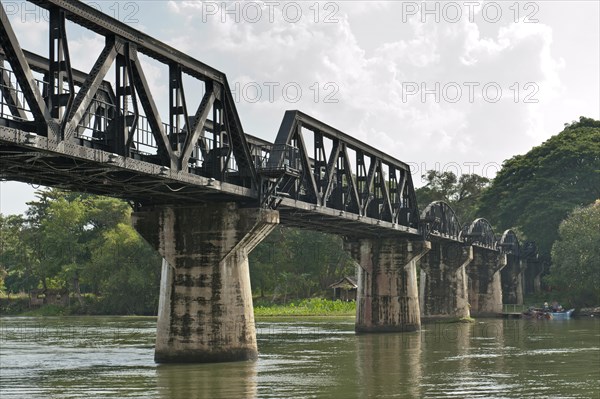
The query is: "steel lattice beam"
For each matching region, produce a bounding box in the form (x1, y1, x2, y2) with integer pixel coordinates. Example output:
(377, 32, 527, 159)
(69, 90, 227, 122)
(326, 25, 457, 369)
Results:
(263, 110, 420, 229)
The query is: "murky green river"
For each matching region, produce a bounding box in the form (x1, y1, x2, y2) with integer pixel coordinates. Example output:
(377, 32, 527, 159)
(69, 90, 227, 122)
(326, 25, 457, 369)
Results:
(0, 316, 598, 398)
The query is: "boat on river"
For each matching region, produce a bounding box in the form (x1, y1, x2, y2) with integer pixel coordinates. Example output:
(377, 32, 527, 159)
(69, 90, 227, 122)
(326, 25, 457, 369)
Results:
(522, 308, 575, 320)
(548, 309, 575, 319)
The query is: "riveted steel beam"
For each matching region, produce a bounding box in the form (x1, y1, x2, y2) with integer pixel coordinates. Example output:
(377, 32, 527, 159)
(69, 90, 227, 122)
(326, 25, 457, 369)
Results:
(0, 5, 51, 131)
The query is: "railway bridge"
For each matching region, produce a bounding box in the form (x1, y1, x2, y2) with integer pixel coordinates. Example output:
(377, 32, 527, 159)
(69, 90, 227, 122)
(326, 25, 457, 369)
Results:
(0, 0, 536, 363)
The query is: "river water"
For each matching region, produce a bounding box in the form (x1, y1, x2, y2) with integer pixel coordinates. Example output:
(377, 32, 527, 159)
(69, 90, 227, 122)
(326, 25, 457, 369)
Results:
(0, 316, 598, 398)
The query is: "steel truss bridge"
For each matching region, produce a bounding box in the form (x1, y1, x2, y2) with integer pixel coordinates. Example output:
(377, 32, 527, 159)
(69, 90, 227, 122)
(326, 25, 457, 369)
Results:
(0, 0, 530, 254)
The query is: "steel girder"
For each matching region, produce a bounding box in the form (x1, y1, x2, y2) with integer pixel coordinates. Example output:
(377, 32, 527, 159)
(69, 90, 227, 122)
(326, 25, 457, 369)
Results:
(261, 110, 420, 231)
(0, 0, 257, 188)
(420, 201, 462, 241)
(521, 241, 538, 259)
(499, 229, 520, 257)
(460, 218, 497, 250)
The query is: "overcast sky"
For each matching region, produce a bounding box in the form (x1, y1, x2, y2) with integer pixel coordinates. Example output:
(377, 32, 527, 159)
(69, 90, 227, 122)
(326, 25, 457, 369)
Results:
(1, 0, 599, 215)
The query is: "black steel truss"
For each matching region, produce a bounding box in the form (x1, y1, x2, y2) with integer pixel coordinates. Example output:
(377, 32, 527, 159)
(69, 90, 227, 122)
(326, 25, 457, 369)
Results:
(460, 218, 497, 249)
(420, 201, 462, 241)
(0, 0, 256, 188)
(261, 110, 419, 229)
(0, 0, 535, 247)
(498, 229, 520, 257)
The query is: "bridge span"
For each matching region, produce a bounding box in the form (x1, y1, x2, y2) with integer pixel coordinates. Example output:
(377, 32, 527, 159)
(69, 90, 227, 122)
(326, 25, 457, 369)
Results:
(0, 0, 537, 363)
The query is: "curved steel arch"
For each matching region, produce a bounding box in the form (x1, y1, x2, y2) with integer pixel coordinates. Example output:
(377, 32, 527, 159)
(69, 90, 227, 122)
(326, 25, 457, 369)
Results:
(499, 229, 520, 256)
(420, 201, 462, 240)
(460, 218, 496, 249)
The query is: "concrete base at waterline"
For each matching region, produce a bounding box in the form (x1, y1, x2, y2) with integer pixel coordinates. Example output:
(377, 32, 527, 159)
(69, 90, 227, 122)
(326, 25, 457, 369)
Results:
(346, 239, 431, 333)
(467, 247, 507, 317)
(133, 203, 279, 363)
(419, 243, 472, 320)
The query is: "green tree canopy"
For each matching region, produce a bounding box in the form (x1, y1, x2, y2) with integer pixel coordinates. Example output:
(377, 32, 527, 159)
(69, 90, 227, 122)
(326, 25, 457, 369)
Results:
(0, 188, 161, 314)
(477, 116, 600, 256)
(3, 187, 352, 311)
(548, 200, 600, 307)
(250, 226, 355, 300)
(415, 170, 490, 225)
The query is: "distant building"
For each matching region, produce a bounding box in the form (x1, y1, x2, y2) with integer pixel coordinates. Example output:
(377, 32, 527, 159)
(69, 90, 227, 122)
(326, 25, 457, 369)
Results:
(328, 276, 358, 301)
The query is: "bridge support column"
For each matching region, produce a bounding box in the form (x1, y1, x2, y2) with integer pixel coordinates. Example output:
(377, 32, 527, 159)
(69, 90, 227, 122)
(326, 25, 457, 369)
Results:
(419, 243, 472, 320)
(524, 258, 544, 295)
(501, 259, 525, 305)
(346, 239, 430, 333)
(132, 203, 279, 363)
(466, 248, 507, 316)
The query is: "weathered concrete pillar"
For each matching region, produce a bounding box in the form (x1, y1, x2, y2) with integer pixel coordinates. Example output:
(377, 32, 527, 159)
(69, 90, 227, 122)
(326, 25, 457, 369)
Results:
(132, 203, 279, 363)
(346, 239, 430, 333)
(419, 242, 473, 320)
(525, 258, 544, 294)
(466, 247, 507, 316)
(501, 257, 525, 305)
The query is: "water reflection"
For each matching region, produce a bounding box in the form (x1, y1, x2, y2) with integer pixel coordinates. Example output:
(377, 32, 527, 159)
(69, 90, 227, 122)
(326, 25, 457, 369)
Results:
(255, 319, 358, 398)
(156, 361, 257, 399)
(419, 321, 513, 397)
(356, 331, 423, 398)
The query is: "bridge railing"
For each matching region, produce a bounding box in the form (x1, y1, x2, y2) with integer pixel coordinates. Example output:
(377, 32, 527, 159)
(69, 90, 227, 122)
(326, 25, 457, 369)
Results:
(0, 64, 37, 123)
(256, 144, 301, 176)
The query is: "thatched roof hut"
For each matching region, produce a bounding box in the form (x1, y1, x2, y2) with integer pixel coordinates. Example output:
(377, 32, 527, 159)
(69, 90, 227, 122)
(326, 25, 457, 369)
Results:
(328, 276, 357, 301)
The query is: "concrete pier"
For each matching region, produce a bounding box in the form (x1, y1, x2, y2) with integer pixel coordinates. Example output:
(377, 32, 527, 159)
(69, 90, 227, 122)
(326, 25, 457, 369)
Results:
(466, 248, 507, 316)
(523, 257, 544, 295)
(346, 239, 430, 333)
(133, 203, 278, 363)
(501, 259, 525, 305)
(419, 243, 472, 319)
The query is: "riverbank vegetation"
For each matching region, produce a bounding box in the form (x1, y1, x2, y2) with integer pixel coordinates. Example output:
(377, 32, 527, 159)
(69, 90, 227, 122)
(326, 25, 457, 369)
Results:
(1, 117, 599, 314)
(0, 189, 356, 315)
(477, 116, 600, 307)
(0, 192, 162, 315)
(477, 117, 600, 258)
(0, 293, 355, 317)
(254, 298, 355, 317)
(547, 200, 600, 307)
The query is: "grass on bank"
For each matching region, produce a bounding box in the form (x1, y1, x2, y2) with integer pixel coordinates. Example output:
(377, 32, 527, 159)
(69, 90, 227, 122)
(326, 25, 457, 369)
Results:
(254, 298, 356, 317)
(1, 295, 356, 317)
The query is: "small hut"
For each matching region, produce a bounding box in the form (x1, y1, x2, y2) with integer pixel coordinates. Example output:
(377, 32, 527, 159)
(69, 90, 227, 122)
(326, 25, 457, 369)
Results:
(328, 276, 358, 301)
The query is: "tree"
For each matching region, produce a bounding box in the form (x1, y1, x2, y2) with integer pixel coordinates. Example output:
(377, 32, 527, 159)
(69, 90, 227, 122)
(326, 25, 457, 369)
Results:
(548, 200, 600, 307)
(2, 188, 162, 314)
(249, 226, 355, 300)
(415, 171, 490, 224)
(88, 222, 161, 314)
(478, 116, 600, 256)
(0, 214, 39, 293)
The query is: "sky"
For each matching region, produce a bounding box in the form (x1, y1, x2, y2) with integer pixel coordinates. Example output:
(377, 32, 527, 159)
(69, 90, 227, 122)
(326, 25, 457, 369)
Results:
(1, 0, 599, 215)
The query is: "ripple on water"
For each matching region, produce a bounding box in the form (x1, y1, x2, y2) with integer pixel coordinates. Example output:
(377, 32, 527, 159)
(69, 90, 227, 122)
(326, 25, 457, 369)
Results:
(1, 317, 599, 399)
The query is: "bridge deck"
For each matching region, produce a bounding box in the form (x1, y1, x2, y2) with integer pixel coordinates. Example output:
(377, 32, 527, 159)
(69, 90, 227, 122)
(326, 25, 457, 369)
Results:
(0, 125, 254, 204)
(0, 124, 421, 238)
